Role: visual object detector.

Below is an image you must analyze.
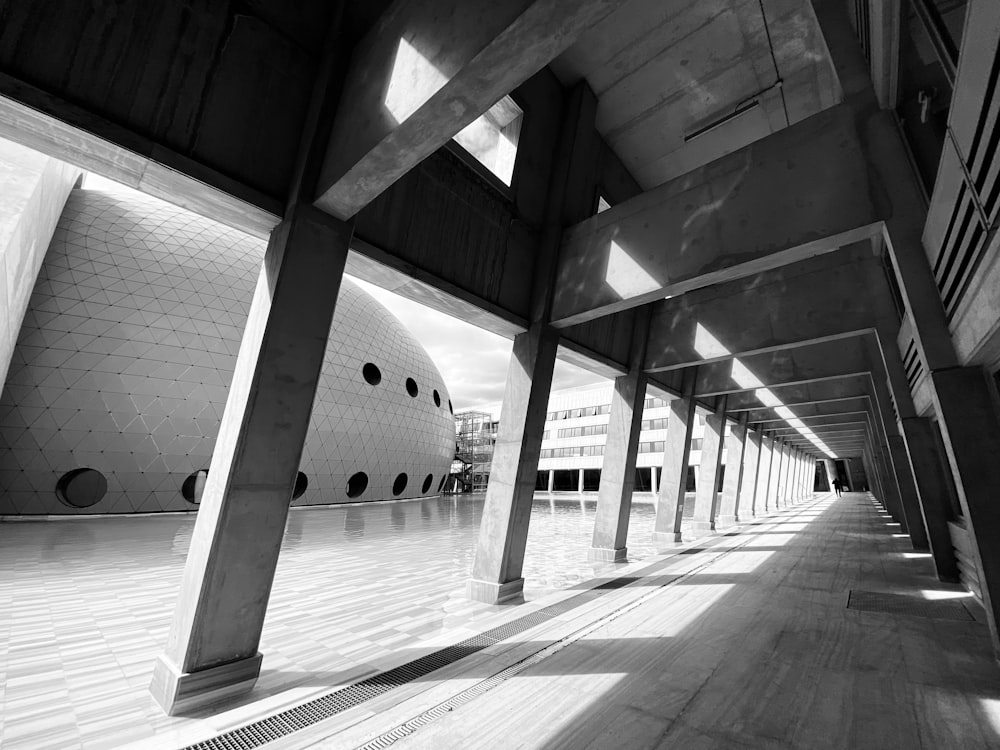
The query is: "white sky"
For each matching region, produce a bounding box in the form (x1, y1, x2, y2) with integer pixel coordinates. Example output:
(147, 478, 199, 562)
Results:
(81, 174, 607, 411)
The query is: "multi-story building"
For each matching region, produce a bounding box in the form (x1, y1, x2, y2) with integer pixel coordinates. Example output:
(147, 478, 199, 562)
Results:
(457, 383, 722, 494)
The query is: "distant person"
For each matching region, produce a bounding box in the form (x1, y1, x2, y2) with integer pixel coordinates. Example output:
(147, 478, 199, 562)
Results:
(832, 477, 842, 497)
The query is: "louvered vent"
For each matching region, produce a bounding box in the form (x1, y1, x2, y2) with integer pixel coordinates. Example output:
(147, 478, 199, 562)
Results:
(902, 338, 924, 396)
(935, 44, 1000, 320)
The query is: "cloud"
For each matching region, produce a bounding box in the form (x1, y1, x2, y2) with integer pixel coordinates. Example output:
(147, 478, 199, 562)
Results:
(349, 278, 607, 412)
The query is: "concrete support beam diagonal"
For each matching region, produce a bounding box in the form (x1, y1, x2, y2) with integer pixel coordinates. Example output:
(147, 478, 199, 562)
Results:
(737, 427, 762, 521)
(150, 206, 353, 715)
(691, 396, 726, 537)
(716, 413, 747, 530)
(315, 0, 626, 219)
(590, 308, 650, 563)
(653, 369, 697, 545)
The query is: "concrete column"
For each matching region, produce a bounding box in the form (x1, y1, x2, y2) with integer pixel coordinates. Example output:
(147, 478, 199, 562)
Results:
(653, 369, 697, 544)
(755, 436, 774, 514)
(469, 325, 558, 603)
(547, 469, 554, 492)
(690, 396, 726, 536)
(577, 468, 585, 493)
(150, 206, 353, 715)
(768, 440, 785, 510)
(737, 427, 761, 520)
(779, 444, 793, 506)
(899, 417, 960, 582)
(930, 368, 1000, 646)
(789, 450, 800, 504)
(651, 465, 658, 494)
(590, 309, 649, 563)
(716, 413, 747, 529)
(821, 459, 836, 492)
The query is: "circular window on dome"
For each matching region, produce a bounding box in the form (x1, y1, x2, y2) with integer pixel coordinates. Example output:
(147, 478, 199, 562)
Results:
(363, 363, 382, 386)
(292, 471, 308, 500)
(56, 468, 108, 508)
(421, 474, 434, 493)
(433, 389, 441, 407)
(392, 473, 408, 496)
(406, 378, 419, 398)
(346, 472, 369, 498)
(181, 469, 209, 504)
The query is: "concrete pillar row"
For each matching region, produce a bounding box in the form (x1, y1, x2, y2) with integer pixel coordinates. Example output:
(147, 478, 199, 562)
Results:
(150, 205, 354, 715)
(590, 307, 650, 563)
(768, 440, 784, 511)
(468, 81, 600, 604)
(469, 325, 559, 604)
(691, 395, 726, 536)
(755, 436, 774, 515)
(716, 413, 748, 529)
(653, 368, 698, 544)
(736, 427, 761, 521)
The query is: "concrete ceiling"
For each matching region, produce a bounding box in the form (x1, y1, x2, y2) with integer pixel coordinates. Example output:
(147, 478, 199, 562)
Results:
(550, 0, 841, 190)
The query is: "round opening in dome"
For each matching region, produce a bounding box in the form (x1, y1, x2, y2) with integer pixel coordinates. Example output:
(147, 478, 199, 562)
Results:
(363, 363, 382, 386)
(406, 378, 418, 398)
(448, 399, 453, 414)
(421, 474, 434, 493)
(438, 476, 447, 492)
(56, 468, 108, 508)
(346, 472, 368, 498)
(433, 389, 441, 407)
(292, 471, 308, 500)
(392, 473, 408, 496)
(181, 469, 209, 504)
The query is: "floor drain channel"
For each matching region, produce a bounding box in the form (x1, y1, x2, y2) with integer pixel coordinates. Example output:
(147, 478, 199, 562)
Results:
(183, 505, 807, 750)
(847, 590, 975, 621)
(355, 522, 776, 750)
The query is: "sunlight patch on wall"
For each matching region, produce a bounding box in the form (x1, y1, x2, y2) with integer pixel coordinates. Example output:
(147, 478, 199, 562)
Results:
(385, 38, 449, 124)
(606, 240, 661, 299)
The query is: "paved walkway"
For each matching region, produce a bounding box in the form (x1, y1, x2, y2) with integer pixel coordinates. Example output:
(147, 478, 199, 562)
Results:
(290, 493, 1000, 750)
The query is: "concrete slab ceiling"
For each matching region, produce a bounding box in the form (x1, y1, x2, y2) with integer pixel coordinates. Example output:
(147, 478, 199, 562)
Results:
(550, 0, 840, 190)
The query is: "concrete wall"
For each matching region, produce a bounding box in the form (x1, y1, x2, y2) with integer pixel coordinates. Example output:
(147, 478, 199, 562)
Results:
(0, 140, 80, 391)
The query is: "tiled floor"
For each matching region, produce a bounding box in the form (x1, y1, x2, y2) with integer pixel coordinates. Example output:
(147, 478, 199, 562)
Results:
(302, 493, 1000, 750)
(0, 492, 660, 749)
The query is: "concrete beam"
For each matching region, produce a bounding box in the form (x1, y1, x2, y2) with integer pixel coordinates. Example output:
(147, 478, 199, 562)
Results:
(314, 0, 626, 219)
(692, 340, 871, 397)
(723, 375, 871, 412)
(550, 105, 879, 326)
(746, 404, 869, 423)
(642, 245, 892, 372)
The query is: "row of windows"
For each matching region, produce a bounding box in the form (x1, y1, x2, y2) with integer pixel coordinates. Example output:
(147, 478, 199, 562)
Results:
(540, 446, 606, 458)
(642, 418, 668, 431)
(541, 437, 706, 459)
(557, 424, 608, 439)
(639, 438, 703, 453)
(544, 397, 671, 424)
(546, 404, 612, 421)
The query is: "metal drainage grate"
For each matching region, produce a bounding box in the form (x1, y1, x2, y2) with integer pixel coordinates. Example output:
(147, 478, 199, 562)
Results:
(847, 590, 975, 621)
(182, 564, 677, 749)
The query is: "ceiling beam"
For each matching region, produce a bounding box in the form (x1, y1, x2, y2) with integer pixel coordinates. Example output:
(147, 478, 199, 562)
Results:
(549, 104, 879, 326)
(314, 0, 626, 219)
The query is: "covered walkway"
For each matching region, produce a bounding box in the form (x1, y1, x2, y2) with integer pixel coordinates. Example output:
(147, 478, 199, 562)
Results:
(284, 492, 1000, 749)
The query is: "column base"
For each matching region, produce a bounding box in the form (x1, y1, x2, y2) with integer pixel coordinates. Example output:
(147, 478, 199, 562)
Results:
(682, 520, 713, 538)
(588, 546, 628, 563)
(651, 530, 684, 546)
(467, 577, 524, 604)
(150, 652, 262, 716)
(713, 515, 737, 531)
